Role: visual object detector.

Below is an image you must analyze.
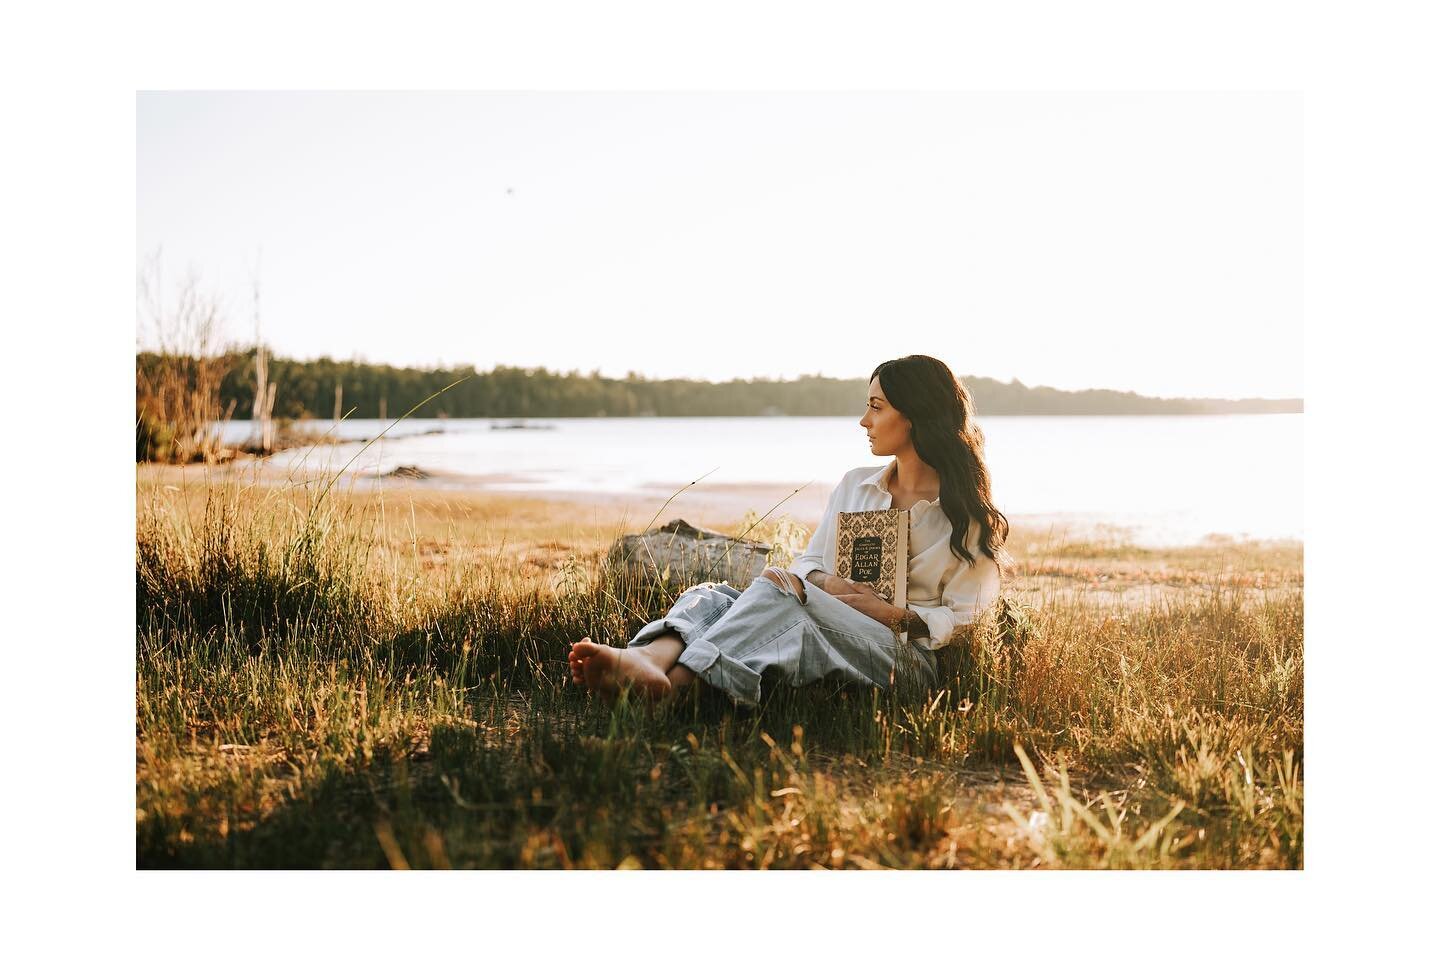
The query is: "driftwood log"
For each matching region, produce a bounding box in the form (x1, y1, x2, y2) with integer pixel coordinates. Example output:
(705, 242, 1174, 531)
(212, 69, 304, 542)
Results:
(607, 519, 774, 586)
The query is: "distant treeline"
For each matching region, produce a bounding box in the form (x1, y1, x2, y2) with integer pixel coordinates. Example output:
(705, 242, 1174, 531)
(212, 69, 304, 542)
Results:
(137, 350, 1302, 420)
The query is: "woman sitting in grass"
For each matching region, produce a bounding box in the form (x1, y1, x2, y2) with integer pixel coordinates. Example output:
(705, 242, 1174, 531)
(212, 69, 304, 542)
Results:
(569, 354, 1010, 705)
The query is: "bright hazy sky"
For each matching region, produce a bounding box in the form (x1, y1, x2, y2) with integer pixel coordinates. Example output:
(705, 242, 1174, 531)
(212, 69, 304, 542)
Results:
(137, 92, 1300, 399)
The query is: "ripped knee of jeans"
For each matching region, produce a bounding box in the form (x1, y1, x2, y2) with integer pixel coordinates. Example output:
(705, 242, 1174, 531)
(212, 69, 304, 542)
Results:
(759, 565, 807, 605)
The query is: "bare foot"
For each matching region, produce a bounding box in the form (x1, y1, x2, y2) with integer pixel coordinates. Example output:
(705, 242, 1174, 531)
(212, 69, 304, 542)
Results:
(666, 664, 697, 694)
(569, 638, 672, 701)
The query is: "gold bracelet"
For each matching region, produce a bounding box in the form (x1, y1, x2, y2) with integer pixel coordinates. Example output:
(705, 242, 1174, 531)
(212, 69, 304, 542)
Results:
(890, 609, 907, 639)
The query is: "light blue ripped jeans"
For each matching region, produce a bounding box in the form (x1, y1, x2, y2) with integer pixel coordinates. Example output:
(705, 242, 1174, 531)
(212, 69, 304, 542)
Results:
(628, 572, 938, 706)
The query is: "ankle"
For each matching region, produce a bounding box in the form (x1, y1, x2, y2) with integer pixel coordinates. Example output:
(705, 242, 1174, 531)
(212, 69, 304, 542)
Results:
(666, 664, 695, 692)
(624, 649, 672, 694)
(630, 643, 666, 666)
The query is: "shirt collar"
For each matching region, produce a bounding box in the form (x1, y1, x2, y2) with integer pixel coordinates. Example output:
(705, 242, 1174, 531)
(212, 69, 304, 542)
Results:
(860, 460, 896, 493)
(862, 459, 940, 505)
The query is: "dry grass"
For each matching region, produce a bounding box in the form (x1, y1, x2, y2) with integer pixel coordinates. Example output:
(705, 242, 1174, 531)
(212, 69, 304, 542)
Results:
(135, 469, 1303, 869)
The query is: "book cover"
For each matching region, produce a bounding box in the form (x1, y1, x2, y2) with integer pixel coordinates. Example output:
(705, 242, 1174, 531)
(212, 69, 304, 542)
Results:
(835, 508, 909, 606)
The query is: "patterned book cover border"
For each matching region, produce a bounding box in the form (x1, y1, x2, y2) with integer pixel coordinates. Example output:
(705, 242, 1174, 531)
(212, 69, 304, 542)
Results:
(835, 508, 908, 605)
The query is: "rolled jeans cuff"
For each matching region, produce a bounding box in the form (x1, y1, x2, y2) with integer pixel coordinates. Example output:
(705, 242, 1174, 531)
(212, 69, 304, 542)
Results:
(632, 622, 764, 705)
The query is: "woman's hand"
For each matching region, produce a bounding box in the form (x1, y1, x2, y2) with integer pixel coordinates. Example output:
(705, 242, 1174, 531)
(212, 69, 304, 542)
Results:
(805, 573, 906, 630)
(833, 586, 903, 629)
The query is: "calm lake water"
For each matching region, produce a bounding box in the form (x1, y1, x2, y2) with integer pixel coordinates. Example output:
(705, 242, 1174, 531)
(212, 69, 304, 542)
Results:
(217, 415, 1302, 546)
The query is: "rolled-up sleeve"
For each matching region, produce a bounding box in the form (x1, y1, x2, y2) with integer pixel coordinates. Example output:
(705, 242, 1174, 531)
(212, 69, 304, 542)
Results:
(907, 554, 1001, 651)
(787, 481, 845, 583)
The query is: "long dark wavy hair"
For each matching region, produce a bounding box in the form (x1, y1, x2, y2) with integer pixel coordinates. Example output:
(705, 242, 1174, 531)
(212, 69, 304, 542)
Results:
(870, 355, 1010, 571)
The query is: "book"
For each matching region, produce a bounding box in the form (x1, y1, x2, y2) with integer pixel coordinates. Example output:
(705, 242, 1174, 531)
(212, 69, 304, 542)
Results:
(835, 508, 909, 606)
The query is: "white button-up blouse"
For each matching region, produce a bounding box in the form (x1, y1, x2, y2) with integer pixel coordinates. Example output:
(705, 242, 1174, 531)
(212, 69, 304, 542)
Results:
(786, 460, 1002, 650)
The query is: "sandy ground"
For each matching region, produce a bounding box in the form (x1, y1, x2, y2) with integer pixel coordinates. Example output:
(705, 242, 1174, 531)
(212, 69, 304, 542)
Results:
(137, 458, 1150, 541)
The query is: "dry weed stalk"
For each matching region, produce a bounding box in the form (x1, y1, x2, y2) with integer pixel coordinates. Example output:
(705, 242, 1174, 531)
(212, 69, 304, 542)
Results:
(135, 250, 235, 462)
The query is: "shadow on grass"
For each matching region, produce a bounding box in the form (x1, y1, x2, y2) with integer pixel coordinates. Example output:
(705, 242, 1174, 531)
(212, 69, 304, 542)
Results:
(137, 675, 964, 869)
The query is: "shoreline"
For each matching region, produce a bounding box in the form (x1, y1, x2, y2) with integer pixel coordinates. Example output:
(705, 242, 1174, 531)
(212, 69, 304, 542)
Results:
(136, 460, 1303, 550)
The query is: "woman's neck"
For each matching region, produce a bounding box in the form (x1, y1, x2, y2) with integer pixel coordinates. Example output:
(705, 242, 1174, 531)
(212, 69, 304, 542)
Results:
(890, 450, 940, 497)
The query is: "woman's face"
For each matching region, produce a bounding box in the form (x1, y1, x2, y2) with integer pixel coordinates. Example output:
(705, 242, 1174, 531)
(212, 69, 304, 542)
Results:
(860, 377, 913, 458)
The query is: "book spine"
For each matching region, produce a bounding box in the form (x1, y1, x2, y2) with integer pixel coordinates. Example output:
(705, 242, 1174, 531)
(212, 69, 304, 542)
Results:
(897, 517, 908, 613)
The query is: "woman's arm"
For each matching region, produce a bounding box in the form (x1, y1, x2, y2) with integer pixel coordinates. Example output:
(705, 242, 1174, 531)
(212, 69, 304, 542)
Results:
(835, 581, 931, 639)
(804, 570, 857, 596)
(905, 550, 1002, 650)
